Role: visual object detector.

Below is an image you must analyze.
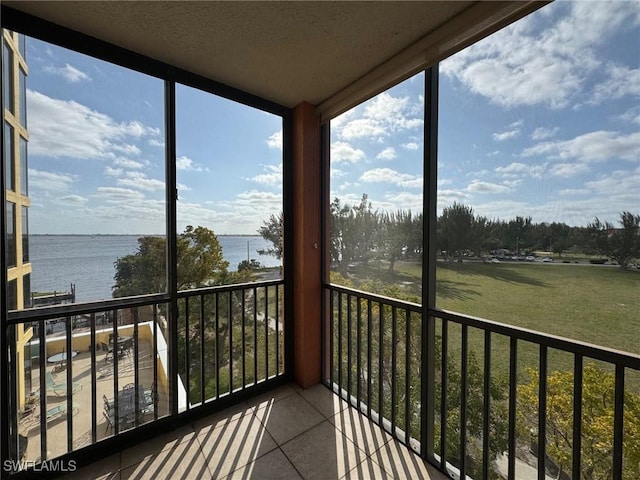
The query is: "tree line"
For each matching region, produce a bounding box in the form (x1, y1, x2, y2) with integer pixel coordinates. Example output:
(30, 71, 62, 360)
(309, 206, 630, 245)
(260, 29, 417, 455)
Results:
(328, 195, 639, 271)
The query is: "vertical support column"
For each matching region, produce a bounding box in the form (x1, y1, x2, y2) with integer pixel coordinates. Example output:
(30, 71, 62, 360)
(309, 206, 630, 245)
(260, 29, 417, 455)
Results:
(292, 102, 321, 388)
(422, 65, 439, 462)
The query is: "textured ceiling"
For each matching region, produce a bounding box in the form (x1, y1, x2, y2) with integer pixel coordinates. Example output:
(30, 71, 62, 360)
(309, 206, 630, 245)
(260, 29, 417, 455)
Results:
(3, 1, 533, 109)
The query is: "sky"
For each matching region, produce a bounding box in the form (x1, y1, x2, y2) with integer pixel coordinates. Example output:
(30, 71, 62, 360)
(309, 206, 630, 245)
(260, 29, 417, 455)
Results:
(24, 37, 283, 235)
(330, 1, 639, 228)
(19, 1, 640, 235)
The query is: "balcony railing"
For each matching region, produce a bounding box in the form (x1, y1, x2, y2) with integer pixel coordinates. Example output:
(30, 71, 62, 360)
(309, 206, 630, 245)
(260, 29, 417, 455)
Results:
(323, 283, 640, 480)
(5, 279, 285, 474)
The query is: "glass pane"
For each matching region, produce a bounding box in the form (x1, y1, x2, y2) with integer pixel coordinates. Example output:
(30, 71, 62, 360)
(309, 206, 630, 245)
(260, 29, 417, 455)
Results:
(4, 121, 14, 191)
(22, 205, 28, 262)
(20, 35, 166, 303)
(3, 38, 13, 114)
(19, 67, 26, 127)
(7, 278, 17, 310)
(6, 201, 15, 268)
(437, 1, 639, 352)
(437, 3, 639, 480)
(175, 84, 284, 289)
(18, 33, 26, 59)
(19, 135, 27, 195)
(328, 73, 424, 301)
(22, 273, 30, 308)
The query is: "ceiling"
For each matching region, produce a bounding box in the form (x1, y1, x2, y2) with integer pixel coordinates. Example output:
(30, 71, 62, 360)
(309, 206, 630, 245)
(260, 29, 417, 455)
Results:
(3, 1, 541, 112)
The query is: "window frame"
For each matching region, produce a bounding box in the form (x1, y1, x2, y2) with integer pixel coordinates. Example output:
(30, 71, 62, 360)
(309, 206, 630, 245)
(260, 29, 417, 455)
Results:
(1, 6, 293, 316)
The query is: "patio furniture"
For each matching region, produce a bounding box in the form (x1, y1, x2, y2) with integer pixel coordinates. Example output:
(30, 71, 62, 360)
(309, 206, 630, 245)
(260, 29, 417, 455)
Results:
(41, 402, 79, 422)
(47, 350, 78, 372)
(103, 385, 155, 429)
(45, 371, 82, 397)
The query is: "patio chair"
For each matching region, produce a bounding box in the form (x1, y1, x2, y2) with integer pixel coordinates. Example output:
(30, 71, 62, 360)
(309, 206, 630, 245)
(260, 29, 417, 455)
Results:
(42, 402, 79, 422)
(45, 371, 82, 397)
(103, 409, 115, 433)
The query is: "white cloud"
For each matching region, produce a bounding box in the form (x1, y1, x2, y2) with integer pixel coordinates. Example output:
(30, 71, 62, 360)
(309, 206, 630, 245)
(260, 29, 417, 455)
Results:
(440, 2, 640, 108)
(94, 186, 146, 203)
(559, 188, 590, 196)
(531, 126, 560, 141)
(548, 162, 590, 178)
(589, 63, 640, 105)
(619, 107, 640, 126)
(522, 130, 640, 163)
(331, 168, 346, 179)
(337, 92, 423, 141)
(467, 180, 511, 194)
(112, 144, 141, 156)
(104, 166, 123, 177)
(493, 129, 519, 142)
(402, 142, 420, 150)
(493, 120, 524, 141)
(360, 168, 422, 188)
(331, 142, 366, 163)
(44, 63, 91, 83)
(59, 194, 88, 205)
(113, 157, 146, 170)
(149, 138, 165, 148)
(28, 169, 75, 192)
(117, 172, 164, 191)
(249, 163, 282, 186)
(495, 162, 546, 179)
(376, 147, 397, 161)
(176, 155, 203, 171)
(341, 119, 386, 140)
(266, 130, 283, 150)
(27, 90, 159, 160)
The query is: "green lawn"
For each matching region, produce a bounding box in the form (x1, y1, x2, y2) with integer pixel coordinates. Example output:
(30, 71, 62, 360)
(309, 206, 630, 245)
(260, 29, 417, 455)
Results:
(433, 262, 640, 355)
(345, 260, 640, 387)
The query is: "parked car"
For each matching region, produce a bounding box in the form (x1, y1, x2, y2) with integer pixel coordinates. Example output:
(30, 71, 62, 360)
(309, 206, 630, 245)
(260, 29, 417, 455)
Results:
(525, 255, 535, 262)
(542, 257, 552, 262)
(490, 258, 501, 264)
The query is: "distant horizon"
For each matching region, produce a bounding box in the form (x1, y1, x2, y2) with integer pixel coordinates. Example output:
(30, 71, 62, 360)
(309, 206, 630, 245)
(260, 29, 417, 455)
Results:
(29, 233, 264, 237)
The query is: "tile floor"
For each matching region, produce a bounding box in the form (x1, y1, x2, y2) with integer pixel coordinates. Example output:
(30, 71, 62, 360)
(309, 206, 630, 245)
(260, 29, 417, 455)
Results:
(59, 383, 448, 480)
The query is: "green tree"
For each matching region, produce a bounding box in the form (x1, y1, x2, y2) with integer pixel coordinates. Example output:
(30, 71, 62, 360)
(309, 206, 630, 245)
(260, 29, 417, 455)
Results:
(257, 212, 284, 261)
(438, 202, 475, 260)
(586, 212, 640, 270)
(378, 210, 414, 273)
(517, 364, 640, 479)
(113, 225, 229, 297)
(330, 194, 378, 274)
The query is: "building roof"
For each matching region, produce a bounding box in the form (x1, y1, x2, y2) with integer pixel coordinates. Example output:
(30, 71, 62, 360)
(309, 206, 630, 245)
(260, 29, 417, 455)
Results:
(3, 1, 544, 117)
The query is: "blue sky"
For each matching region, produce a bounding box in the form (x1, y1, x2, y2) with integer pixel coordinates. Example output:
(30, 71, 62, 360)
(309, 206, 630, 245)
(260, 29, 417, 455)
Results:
(22, 1, 639, 234)
(25, 39, 283, 235)
(331, 1, 639, 227)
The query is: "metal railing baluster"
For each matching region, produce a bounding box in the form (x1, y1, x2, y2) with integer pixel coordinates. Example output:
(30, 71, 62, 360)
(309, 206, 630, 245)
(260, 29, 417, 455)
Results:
(572, 355, 583, 480)
(538, 345, 547, 480)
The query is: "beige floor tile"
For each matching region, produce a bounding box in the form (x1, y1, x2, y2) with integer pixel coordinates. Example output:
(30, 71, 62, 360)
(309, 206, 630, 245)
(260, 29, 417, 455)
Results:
(330, 407, 392, 456)
(281, 421, 367, 480)
(222, 448, 302, 480)
(245, 384, 298, 409)
(191, 401, 255, 437)
(120, 439, 210, 480)
(299, 384, 348, 419)
(120, 424, 197, 470)
(58, 453, 121, 480)
(370, 440, 448, 480)
(254, 393, 324, 445)
(198, 411, 278, 479)
(340, 458, 393, 480)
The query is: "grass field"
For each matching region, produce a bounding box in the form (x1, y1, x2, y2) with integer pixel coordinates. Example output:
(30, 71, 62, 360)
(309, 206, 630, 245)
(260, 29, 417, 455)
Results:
(344, 260, 640, 388)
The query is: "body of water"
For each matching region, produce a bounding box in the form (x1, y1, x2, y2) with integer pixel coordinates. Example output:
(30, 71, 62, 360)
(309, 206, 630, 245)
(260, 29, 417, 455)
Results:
(29, 235, 280, 303)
